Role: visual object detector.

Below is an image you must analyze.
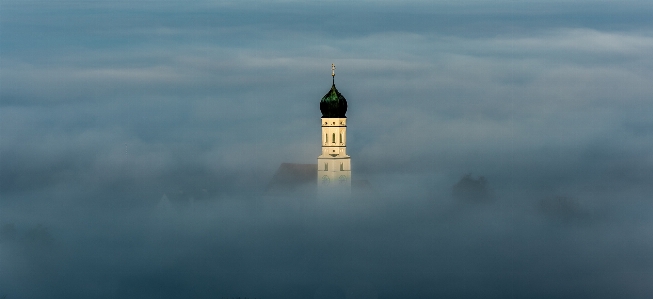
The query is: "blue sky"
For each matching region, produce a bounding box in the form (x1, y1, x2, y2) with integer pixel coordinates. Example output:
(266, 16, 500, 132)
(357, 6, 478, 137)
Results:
(1, 1, 653, 298)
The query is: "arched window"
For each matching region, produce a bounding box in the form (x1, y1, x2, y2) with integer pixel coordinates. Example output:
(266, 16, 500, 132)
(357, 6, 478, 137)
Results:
(340, 163, 343, 171)
(325, 133, 328, 144)
(332, 133, 335, 143)
(324, 163, 328, 171)
(339, 133, 342, 143)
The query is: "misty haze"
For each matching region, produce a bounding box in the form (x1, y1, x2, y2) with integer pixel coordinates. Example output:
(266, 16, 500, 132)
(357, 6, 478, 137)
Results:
(1, 1, 653, 298)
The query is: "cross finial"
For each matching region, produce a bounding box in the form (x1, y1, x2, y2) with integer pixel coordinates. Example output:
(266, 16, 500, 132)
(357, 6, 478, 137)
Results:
(331, 64, 335, 77)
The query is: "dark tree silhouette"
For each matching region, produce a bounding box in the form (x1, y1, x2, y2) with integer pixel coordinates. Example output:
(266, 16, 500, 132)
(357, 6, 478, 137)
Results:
(539, 195, 590, 222)
(452, 174, 495, 203)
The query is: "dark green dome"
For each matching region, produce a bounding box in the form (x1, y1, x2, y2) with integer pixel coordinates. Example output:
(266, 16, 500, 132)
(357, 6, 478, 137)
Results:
(320, 83, 348, 118)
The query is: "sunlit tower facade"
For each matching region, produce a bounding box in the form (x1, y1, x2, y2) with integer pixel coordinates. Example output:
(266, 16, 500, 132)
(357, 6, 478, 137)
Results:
(317, 64, 351, 195)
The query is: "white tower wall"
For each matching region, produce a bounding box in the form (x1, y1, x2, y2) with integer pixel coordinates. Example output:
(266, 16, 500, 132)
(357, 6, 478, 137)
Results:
(318, 117, 351, 195)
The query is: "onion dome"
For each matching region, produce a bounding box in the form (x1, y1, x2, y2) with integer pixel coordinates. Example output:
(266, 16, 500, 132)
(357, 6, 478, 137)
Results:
(320, 64, 348, 118)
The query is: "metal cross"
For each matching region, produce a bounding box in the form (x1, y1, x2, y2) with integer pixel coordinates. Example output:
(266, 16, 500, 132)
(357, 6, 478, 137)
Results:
(331, 64, 336, 77)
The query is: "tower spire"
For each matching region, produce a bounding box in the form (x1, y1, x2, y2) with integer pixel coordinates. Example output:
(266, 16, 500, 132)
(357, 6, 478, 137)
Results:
(318, 64, 351, 196)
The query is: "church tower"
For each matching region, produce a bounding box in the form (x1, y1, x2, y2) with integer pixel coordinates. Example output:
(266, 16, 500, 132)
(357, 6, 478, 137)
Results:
(317, 64, 351, 195)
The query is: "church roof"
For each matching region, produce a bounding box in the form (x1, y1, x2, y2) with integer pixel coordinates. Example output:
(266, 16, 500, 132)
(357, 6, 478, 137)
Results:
(266, 163, 374, 196)
(266, 163, 317, 194)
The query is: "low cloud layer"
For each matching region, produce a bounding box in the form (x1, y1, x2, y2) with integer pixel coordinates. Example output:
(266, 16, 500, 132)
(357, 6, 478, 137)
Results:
(1, 1, 652, 298)
(3, 191, 653, 298)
